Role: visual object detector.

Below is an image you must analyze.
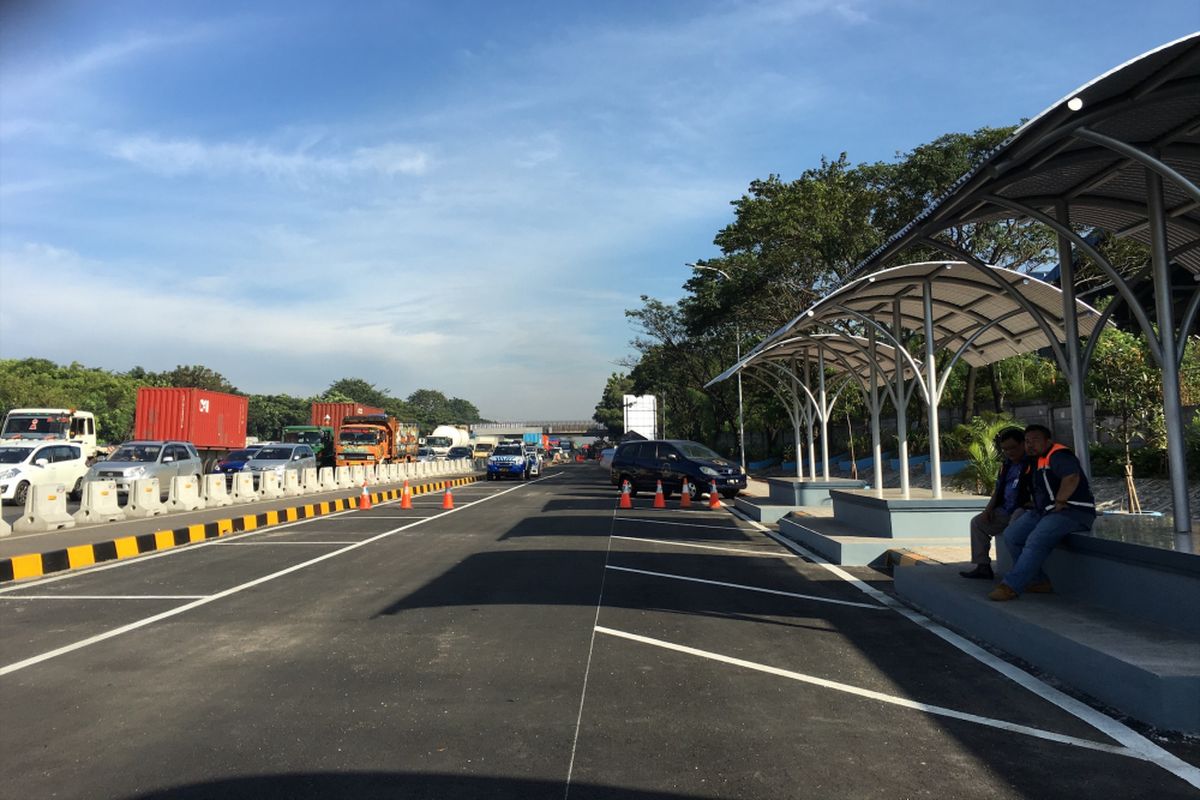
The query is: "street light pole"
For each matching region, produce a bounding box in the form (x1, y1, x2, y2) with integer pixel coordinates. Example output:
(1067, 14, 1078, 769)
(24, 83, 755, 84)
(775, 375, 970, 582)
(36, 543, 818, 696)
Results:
(688, 263, 746, 472)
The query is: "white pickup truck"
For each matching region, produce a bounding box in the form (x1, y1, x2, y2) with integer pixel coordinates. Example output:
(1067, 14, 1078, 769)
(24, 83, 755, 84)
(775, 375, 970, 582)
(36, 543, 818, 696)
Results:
(0, 408, 100, 462)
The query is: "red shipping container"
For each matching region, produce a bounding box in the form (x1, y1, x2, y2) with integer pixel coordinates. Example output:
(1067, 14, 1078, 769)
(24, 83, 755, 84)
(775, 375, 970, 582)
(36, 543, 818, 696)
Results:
(311, 402, 385, 432)
(134, 387, 248, 451)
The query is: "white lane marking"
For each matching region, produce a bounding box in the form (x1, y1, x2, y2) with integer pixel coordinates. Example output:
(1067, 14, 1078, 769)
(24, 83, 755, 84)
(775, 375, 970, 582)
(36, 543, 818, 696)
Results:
(595, 626, 1137, 760)
(605, 565, 885, 610)
(0, 474, 559, 676)
(211, 541, 351, 546)
(0, 595, 207, 600)
(563, 502, 618, 800)
(612, 535, 796, 558)
(614, 516, 753, 532)
(728, 508, 1200, 789)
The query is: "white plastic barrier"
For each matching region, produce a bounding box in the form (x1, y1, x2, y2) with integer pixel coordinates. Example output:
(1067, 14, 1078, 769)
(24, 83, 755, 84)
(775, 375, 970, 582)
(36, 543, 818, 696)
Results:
(301, 467, 319, 493)
(168, 475, 206, 512)
(350, 465, 366, 486)
(73, 480, 126, 524)
(386, 464, 399, 482)
(258, 471, 283, 500)
(335, 466, 353, 488)
(12, 483, 77, 532)
(0, 513, 10, 537)
(230, 473, 256, 504)
(367, 465, 382, 485)
(282, 469, 303, 497)
(319, 467, 337, 491)
(203, 475, 232, 508)
(125, 478, 167, 519)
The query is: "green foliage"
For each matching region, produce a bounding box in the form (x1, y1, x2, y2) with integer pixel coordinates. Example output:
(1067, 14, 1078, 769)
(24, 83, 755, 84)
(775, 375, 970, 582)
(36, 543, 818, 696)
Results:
(1086, 325, 1164, 465)
(246, 394, 311, 441)
(324, 378, 392, 409)
(0, 358, 141, 443)
(593, 373, 634, 436)
(944, 412, 1020, 495)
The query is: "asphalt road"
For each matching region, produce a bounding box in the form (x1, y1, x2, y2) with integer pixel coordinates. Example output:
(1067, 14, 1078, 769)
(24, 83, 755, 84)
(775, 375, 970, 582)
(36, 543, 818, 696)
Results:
(1, 463, 1196, 799)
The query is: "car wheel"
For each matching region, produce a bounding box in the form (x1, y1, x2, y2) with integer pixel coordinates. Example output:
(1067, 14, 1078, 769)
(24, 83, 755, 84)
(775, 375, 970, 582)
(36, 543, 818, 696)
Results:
(69, 477, 84, 501)
(13, 481, 30, 507)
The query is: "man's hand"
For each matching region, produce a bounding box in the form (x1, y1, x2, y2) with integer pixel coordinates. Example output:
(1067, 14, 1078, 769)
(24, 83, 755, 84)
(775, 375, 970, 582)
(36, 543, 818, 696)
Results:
(1052, 500, 1068, 512)
(981, 506, 994, 524)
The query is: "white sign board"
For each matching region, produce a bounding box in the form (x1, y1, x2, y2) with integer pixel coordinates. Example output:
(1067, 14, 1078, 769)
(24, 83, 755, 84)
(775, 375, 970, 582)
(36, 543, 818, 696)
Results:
(623, 395, 658, 440)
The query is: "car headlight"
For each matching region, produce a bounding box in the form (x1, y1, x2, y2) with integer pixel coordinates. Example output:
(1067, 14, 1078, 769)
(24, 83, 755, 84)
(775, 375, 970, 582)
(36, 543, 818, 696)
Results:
(700, 466, 719, 477)
(0, 468, 20, 480)
(274, 465, 286, 474)
(128, 466, 147, 478)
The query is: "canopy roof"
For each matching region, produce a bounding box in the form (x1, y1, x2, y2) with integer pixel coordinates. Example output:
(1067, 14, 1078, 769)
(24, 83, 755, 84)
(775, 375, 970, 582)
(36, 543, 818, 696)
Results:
(849, 33, 1200, 279)
(710, 332, 915, 388)
(722, 262, 1105, 381)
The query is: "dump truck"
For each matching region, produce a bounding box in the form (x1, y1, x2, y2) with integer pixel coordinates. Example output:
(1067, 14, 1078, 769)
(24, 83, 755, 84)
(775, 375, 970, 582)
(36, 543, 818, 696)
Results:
(335, 414, 419, 466)
(281, 424, 337, 468)
(310, 401, 385, 433)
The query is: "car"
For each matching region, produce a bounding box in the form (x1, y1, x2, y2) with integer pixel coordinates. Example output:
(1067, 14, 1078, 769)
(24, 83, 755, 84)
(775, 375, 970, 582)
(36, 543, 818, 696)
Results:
(87, 440, 204, 496)
(486, 442, 530, 481)
(447, 445, 473, 460)
(0, 442, 90, 505)
(471, 442, 494, 459)
(242, 444, 317, 487)
(416, 447, 437, 462)
(213, 446, 263, 481)
(610, 439, 747, 500)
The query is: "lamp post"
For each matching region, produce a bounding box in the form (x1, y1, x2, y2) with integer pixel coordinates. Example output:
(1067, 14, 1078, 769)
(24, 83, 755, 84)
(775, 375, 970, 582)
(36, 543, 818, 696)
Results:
(688, 263, 746, 472)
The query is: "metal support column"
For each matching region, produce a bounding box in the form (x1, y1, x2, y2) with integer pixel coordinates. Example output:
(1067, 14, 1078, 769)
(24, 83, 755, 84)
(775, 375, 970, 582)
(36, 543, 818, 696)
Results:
(804, 350, 817, 481)
(923, 280, 943, 499)
(788, 370, 803, 480)
(736, 327, 746, 473)
(818, 347, 831, 480)
(1056, 201, 1091, 475)
(868, 326, 884, 495)
(1146, 167, 1194, 552)
(893, 300, 911, 499)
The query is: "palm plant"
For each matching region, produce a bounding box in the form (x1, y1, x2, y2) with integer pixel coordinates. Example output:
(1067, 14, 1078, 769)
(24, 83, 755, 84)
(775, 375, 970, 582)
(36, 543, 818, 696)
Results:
(946, 412, 1020, 494)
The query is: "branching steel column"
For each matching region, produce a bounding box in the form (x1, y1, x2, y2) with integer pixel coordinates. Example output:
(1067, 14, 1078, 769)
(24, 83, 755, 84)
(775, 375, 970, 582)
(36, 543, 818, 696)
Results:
(818, 348, 830, 480)
(1147, 166, 1194, 552)
(893, 299, 911, 499)
(1055, 201, 1092, 476)
(803, 351, 816, 481)
(868, 326, 884, 495)
(923, 280, 943, 499)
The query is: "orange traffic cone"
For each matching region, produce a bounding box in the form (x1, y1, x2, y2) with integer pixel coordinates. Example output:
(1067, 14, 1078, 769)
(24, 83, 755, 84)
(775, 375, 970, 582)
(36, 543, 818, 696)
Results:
(708, 481, 721, 509)
(679, 479, 691, 508)
(400, 480, 412, 509)
(618, 480, 633, 509)
(442, 486, 454, 510)
(359, 481, 373, 510)
(653, 480, 666, 509)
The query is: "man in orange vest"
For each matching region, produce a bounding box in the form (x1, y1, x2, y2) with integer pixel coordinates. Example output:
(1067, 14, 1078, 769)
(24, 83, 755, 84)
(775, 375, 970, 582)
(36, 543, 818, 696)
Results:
(989, 424, 1096, 601)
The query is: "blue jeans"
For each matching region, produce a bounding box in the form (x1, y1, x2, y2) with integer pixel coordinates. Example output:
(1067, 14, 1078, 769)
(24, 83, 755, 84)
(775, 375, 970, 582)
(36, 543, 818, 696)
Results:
(1001, 509, 1094, 593)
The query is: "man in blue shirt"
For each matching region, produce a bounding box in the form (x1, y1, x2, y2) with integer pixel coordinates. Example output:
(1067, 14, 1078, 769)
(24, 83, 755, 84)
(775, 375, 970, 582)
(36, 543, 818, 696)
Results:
(990, 424, 1096, 601)
(960, 428, 1031, 580)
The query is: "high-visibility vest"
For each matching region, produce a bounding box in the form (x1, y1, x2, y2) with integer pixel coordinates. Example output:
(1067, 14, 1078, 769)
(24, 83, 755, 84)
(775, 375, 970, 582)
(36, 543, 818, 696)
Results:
(1036, 443, 1095, 512)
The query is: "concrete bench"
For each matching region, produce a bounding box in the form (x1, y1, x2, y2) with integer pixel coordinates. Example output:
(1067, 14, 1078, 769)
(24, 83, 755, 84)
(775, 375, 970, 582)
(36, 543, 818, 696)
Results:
(895, 536, 1200, 733)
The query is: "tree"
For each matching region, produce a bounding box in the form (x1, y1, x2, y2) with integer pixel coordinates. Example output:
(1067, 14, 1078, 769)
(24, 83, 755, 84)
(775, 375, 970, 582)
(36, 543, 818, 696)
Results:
(246, 394, 311, 440)
(593, 373, 634, 437)
(323, 378, 392, 409)
(159, 365, 239, 393)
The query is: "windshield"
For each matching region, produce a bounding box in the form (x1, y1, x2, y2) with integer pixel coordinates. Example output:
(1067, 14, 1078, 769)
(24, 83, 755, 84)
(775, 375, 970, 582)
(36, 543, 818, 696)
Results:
(0, 446, 34, 464)
(494, 444, 522, 456)
(340, 430, 382, 444)
(426, 436, 451, 447)
(418, 448, 432, 456)
(254, 447, 294, 460)
(677, 441, 723, 460)
(1, 414, 69, 439)
(283, 430, 324, 444)
(224, 449, 259, 461)
(110, 445, 161, 462)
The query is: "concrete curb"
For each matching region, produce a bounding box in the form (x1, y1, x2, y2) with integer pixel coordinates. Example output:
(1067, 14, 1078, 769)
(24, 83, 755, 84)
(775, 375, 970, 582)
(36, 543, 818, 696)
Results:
(0, 475, 479, 583)
(883, 548, 942, 568)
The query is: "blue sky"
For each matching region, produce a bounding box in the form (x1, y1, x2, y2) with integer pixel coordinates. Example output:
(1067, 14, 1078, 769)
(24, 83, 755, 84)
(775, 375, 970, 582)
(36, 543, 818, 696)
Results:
(0, 1, 1194, 419)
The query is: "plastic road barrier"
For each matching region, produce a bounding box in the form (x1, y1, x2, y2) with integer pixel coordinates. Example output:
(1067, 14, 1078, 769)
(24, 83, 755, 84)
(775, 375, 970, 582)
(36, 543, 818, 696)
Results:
(202, 474, 232, 508)
(74, 480, 126, 524)
(167, 475, 205, 512)
(335, 466, 353, 489)
(230, 472, 256, 504)
(301, 467, 319, 493)
(258, 471, 284, 500)
(13, 483, 77, 532)
(282, 469, 303, 498)
(319, 467, 337, 490)
(125, 478, 167, 519)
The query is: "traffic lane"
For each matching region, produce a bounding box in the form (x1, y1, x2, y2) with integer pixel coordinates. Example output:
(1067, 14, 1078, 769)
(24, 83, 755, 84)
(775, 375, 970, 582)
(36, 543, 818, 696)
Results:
(569, 630, 1188, 800)
(0, 470, 611, 799)
(0, 475, 482, 559)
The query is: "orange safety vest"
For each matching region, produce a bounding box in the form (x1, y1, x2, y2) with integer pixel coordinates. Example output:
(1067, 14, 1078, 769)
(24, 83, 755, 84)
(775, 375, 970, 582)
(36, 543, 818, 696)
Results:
(1036, 443, 1095, 512)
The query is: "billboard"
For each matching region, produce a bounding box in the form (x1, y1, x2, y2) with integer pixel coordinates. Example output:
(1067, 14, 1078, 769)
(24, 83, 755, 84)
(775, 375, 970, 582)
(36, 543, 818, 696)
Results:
(622, 394, 658, 440)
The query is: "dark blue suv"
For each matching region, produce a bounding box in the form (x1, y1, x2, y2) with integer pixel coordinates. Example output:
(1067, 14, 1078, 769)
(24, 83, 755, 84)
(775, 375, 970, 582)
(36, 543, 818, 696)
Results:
(610, 439, 746, 500)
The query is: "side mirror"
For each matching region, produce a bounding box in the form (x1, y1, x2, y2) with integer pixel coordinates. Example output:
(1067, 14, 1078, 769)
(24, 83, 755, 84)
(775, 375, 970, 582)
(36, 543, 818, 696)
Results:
(35, 458, 49, 467)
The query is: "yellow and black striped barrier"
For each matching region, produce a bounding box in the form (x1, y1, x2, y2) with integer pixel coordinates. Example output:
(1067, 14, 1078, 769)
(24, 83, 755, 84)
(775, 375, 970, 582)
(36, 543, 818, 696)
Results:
(0, 475, 478, 583)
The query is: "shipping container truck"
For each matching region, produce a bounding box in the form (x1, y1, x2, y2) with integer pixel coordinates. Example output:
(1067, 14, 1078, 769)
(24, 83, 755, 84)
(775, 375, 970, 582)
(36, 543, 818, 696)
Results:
(282, 425, 337, 468)
(0, 408, 101, 461)
(133, 387, 248, 471)
(310, 402, 385, 434)
(335, 414, 414, 467)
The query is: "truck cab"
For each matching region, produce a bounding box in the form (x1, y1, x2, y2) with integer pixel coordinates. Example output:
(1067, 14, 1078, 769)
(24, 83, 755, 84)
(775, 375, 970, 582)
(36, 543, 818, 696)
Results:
(0, 408, 99, 462)
(335, 414, 399, 467)
(282, 425, 336, 467)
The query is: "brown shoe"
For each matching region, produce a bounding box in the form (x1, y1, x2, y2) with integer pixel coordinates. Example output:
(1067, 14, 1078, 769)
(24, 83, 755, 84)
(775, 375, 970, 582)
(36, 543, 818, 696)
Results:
(1026, 580, 1053, 594)
(988, 584, 1018, 601)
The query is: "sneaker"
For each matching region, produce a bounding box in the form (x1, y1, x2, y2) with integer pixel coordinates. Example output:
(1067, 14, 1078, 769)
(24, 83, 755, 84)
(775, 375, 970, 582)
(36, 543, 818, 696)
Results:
(959, 564, 994, 580)
(1025, 580, 1053, 593)
(988, 584, 1018, 601)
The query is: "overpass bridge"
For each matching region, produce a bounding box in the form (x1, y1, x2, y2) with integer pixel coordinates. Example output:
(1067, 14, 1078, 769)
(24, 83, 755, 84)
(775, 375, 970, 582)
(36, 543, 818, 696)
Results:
(470, 420, 607, 437)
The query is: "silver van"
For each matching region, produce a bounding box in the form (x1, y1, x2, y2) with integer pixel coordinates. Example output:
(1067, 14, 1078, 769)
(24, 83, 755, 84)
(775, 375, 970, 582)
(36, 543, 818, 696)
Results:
(87, 440, 204, 496)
